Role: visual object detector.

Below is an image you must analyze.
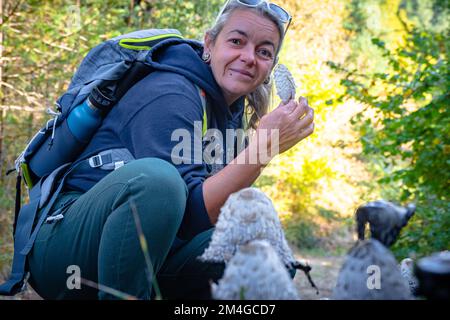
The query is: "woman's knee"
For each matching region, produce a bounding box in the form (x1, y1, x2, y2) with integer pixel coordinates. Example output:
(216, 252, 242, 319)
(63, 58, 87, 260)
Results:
(112, 158, 188, 223)
(121, 158, 187, 200)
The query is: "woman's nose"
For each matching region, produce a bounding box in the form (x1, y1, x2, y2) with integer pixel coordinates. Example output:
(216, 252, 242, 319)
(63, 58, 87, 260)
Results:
(240, 47, 256, 65)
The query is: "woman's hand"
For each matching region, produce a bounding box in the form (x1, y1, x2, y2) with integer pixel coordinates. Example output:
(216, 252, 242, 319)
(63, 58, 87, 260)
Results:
(251, 96, 314, 163)
(203, 97, 314, 223)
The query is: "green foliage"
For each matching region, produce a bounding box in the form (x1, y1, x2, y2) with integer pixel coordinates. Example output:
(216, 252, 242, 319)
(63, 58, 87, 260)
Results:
(284, 215, 319, 249)
(392, 198, 450, 259)
(330, 0, 449, 257)
(152, 0, 223, 39)
(334, 29, 449, 202)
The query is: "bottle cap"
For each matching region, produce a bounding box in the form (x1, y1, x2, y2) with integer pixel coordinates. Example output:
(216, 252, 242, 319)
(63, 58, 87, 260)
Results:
(88, 86, 117, 114)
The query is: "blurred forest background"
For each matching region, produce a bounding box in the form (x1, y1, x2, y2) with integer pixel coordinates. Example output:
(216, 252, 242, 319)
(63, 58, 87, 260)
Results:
(0, 0, 448, 282)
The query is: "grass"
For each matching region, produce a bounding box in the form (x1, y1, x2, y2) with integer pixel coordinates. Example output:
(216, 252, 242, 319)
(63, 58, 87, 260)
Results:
(80, 278, 138, 300)
(130, 200, 162, 300)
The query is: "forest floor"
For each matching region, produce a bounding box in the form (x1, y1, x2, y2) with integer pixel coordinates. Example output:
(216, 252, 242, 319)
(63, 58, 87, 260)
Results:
(292, 248, 345, 300)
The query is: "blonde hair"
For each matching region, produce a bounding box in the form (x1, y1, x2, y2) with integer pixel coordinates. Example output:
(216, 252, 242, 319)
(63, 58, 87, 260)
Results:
(206, 1, 285, 129)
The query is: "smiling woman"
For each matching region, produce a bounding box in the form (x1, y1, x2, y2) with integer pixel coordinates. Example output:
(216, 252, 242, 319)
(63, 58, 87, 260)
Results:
(204, 9, 281, 105)
(3, 0, 314, 300)
(204, 0, 290, 129)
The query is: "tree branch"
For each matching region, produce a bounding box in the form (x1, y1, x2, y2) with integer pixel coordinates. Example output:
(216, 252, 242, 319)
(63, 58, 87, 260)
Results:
(396, 6, 411, 33)
(0, 0, 24, 27)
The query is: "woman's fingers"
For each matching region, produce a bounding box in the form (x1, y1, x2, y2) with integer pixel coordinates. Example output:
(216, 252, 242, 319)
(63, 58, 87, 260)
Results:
(297, 106, 314, 129)
(291, 97, 314, 140)
(287, 97, 308, 120)
(298, 122, 315, 140)
(278, 99, 297, 114)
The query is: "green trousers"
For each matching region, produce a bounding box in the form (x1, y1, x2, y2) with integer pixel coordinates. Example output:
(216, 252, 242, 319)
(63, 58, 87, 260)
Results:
(28, 158, 224, 300)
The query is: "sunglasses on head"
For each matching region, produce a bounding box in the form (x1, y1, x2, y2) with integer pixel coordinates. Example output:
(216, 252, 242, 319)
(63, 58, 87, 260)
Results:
(217, 0, 292, 35)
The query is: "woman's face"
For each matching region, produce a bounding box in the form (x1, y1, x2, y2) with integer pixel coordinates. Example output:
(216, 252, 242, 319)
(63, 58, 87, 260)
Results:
(205, 8, 280, 106)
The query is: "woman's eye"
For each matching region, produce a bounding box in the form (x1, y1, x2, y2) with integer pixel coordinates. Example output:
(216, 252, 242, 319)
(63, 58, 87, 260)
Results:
(230, 39, 242, 45)
(258, 49, 273, 59)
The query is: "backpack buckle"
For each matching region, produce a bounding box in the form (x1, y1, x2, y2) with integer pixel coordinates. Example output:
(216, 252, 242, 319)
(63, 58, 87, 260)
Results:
(88, 155, 103, 168)
(114, 161, 125, 170)
(46, 214, 64, 224)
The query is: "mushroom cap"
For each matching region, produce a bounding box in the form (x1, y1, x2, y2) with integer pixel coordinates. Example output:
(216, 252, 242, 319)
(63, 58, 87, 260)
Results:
(211, 240, 300, 300)
(199, 187, 297, 266)
(333, 239, 412, 300)
(274, 64, 297, 104)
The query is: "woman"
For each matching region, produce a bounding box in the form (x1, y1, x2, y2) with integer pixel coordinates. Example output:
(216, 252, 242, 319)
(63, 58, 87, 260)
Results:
(27, 0, 314, 299)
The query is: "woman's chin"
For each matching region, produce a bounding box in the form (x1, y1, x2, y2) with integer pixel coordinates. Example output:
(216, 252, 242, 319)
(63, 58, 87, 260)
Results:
(223, 83, 256, 98)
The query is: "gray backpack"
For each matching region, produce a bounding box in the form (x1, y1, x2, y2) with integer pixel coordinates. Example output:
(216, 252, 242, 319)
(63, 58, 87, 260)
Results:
(1, 29, 208, 296)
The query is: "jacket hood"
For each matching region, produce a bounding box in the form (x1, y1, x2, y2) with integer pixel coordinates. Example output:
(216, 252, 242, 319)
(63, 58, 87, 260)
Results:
(145, 38, 245, 123)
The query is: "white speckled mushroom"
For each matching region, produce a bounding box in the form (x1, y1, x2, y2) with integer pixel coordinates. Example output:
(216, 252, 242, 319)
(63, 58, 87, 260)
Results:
(199, 187, 297, 267)
(332, 200, 416, 300)
(211, 240, 300, 300)
(273, 64, 297, 104)
(333, 239, 412, 300)
(400, 258, 419, 295)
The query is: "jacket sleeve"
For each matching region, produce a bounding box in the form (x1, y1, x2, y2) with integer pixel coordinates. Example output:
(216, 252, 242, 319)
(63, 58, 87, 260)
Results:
(119, 91, 213, 240)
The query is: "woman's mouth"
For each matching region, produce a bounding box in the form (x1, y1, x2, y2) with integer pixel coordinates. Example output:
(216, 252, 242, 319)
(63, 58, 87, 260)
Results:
(229, 68, 254, 79)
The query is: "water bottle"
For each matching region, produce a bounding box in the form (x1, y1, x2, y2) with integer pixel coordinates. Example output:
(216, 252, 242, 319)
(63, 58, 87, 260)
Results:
(67, 95, 103, 142)
(28, 86, 116, 179)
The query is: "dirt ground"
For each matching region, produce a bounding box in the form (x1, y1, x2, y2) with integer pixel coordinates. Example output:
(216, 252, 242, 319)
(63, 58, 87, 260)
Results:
(292, 249, 345, 300)
(0, 283, 42, 300)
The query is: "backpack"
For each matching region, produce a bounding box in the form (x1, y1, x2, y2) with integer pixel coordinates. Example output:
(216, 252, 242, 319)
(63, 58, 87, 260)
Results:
(0, 29, 209, 296)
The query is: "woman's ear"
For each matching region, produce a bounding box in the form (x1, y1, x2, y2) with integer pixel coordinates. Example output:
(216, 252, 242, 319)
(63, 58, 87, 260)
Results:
(204, 32, 213, 53)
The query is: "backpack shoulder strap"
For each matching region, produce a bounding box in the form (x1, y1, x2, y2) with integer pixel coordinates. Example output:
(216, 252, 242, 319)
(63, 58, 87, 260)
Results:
(0, 162, 72, 295)
(195, 85, 208, 137)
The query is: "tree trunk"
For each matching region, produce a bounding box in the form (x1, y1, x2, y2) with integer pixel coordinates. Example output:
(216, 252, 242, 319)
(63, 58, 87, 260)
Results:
(0, 0, 4, 180)
(128, 0, 135, 27)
